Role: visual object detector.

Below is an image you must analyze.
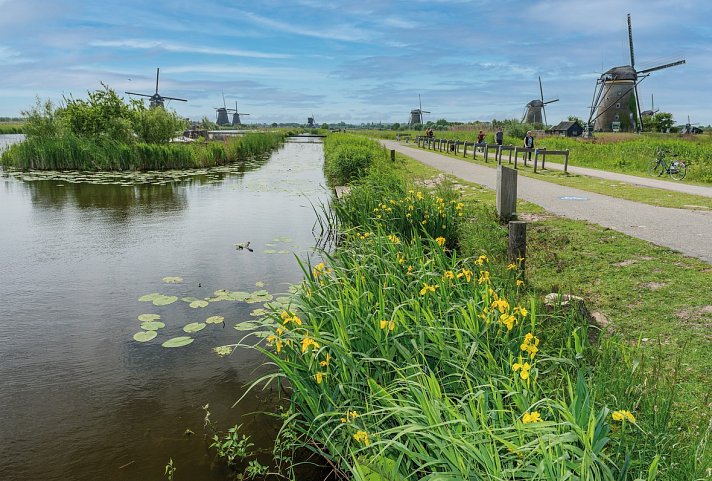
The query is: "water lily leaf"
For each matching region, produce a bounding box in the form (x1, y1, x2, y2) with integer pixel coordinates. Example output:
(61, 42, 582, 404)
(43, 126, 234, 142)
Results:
(162, 276, 183, 284)
(139, 293, 161, 302)
(273, 237, 293, 242)
(153, 295, 178, 306)
(181, 297, 200, 303)
(189, 300, 209, 308)
(263, 249, 277, 254)
(141, 321, 166, 331)
(245, 293, 273, 304)
(162, 336, 194, 348)
(206, 315, 225, 324)
(227, 291, 250, 301)
(234, 321, 268, 331)
(133, 331, 157, 342)
(255, 281, 266, 287)
(213, 345, 235, 357)
(250, 308, 268, 317)
(138, 314, 161, 322)
(183, 322, 206, 333)
(276, 296, 292, 305)
(287, 284, 300, 293)
(252, 289, 269, 296)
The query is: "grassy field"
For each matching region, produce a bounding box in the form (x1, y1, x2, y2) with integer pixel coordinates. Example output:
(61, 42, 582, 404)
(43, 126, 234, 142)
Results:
(0, 122, 24, 134)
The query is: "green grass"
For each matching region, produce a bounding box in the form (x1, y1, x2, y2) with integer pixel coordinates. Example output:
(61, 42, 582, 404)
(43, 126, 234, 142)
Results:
(0, 122, 24, 134)
(0, 132, 285, 171)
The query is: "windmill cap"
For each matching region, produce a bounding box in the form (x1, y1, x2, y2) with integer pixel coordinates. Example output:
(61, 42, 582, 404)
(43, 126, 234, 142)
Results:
(526, 100, 544, 108)
(603, 66, 636, 80)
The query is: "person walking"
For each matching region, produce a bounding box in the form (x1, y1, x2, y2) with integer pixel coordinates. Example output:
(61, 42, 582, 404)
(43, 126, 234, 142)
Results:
(495, 127, 503, 146)
(523, 130, 534, 161)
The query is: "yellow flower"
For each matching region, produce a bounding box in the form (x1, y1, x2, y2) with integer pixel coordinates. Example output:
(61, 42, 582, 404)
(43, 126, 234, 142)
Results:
(435, 236, 446, 247)
(280, 310, 290, 321)
(314, 372, 325, 384)
(387, 234, 401, 244)
(520, 333, 540, 359)
(516, 279, 525, 287)
(340, 410, 359, 423)
(419, 283, 437, 295)
(358, 232, 371, 240)
(380, 319, 395, 331)
(507, 263, 517, 270)
(291, 314, 303, 326)
(319, 353, 331, 367)
(522, 411, 542, 424)
(407, 265, 413, 274)
(443, 270, 455, 280)
(457, 268, 472, 282)
(491, 298, 510, 314)
(478, 270, 491, 285)
(396, 252, 405, 265)
(475, 254, 488, 266)
(266, 335, 283, 353)
(353, 430, 370, 446)
(312, 262, 332, 277)
(514, 306, 528, 318)
(512, 361, 531, 380)
(416, 191, 424, 200)
(612, 410, 636, 423)
(499, 313, 516, 331)
(301, 335, 319, 353)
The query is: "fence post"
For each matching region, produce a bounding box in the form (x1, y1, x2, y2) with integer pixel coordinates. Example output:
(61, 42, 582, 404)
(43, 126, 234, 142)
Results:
(564, 149, 569, 172)
(508, 146, 513, 164)
(508, 221, 527, 272)
(533, 149, 538, 173)
(514, 148, 519, 169)
(390, 149, 396, 162)
(541, 149, 546, 170)
(496, 165, 517, 222)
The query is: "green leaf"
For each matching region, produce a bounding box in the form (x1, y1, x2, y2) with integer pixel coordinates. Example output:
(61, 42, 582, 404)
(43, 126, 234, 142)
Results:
(183, 322, 206, 333)
(138, 314, 161, 322)
(153, 295, 178, 306)
(162, 276, 183, 284)
(141, 321, 166, 331)
(162, 336, 194, 348)
(133, 331, 157, 342)
(139, 293, 161, 302)
(206, 315, 225, 324)
(181, 297, 200, 303)
(189, 300, 209, 308)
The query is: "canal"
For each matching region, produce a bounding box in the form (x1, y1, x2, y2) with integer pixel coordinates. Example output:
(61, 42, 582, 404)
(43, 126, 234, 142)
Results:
(0, 136, 328, 480)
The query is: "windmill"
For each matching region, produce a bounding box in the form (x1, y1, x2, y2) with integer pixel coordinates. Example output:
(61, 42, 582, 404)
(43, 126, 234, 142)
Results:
(640, 93, 659, 118)
(521, 77, 559, 125)
(409, 94, 430, 126)
(588, 14, 685, 132)
(307, 114, 316, 128)
(125, 68, 187, 109)
(231, 101, 250, 126)
(214, 92, 235, 126)
(681, 115, 702, 134)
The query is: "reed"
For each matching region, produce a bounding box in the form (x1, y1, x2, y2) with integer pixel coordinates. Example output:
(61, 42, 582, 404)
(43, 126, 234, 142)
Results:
(0, 132, 284, 171)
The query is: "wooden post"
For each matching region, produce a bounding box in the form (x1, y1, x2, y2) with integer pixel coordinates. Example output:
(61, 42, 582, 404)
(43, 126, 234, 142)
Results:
(390, 149, 396, 162)
(484, 144, 489, 163)
(513, 149, 518, 169)
(508, 146, 513, 164)
(497, 146, 502, 165)
(463, 142, 468, 157)
(541, 148, 546, 169)
(508, 221, 527, 272)
(533, 149, 539, 173)
(564, 149, 569, 172)
(496, 165, 517, 222)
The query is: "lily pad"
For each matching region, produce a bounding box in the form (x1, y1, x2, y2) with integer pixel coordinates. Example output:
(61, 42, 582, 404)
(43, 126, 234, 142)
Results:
(273, 237, 293, 242)
(162, 276, 183, 284)
(213, 345, 235, 357)
(181, 297, 200, 303)
(153, 295, 178, 306)
(139, 293, 162, 302)
(189, 300, 209, 308)
(276, 296, 292, 305)
(255, 281, 266, 287)
(206, 315, 225, 324)
(133, 331, 157, 342)
(277, 250, 290, 254)
(141, 321, 166, 331)
(263, 249, 277, 254)
(252, 289, 269, 296)
(234, 321, 268, 331)
(183, 322, 206, 333)
(162, 336, 194, 348)
(250, 308, 268, 317)
(138, 314, 161, 322)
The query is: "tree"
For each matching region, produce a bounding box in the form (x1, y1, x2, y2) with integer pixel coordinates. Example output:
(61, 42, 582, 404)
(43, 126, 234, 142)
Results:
(391, 123, 401, 131)
(567, 116, 585, 128)
(59, 83, 136, 142)
(133, 107, 187, 143)
(654, 112, 674, 132)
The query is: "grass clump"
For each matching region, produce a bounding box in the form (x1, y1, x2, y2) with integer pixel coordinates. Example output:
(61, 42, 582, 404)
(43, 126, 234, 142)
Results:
(323, 133, 388, 185)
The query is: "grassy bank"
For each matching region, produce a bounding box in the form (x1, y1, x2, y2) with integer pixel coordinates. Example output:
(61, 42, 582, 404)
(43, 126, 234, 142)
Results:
(0, 122, 24, 134)
(245, 136, 709, 480)
(0, 132, 285, 171)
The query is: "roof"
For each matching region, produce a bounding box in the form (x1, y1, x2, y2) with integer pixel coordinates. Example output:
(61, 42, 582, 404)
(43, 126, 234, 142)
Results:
(551, 121, 579, 131)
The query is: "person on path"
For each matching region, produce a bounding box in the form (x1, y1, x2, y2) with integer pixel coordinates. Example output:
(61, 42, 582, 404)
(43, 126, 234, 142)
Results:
(495, 127, 503, 146)
(477, 130, 485, 152)
(523, 131, 534, 161)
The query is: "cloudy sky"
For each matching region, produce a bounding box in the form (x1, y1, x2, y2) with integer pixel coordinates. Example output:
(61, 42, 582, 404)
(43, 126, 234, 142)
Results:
(0, 0, 709, 125)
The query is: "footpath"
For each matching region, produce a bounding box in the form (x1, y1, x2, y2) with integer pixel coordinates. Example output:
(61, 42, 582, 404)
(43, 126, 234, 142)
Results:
(381, 140, 712, 264)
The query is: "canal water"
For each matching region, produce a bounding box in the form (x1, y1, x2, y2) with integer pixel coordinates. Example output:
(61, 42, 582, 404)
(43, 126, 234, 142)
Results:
(0, 136, 328, 481)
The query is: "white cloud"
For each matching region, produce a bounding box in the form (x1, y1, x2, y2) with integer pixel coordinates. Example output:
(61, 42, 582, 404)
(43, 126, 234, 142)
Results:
(243, 12, 371, 42)
(90, 39, 292, 59)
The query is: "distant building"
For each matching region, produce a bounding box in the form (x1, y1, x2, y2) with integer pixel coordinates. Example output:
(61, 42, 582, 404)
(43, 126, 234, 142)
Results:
(550, 121, 583, 137)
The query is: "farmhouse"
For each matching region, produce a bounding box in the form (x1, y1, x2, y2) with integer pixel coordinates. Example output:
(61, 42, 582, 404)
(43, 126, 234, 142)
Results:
(550, 121, 583, 137)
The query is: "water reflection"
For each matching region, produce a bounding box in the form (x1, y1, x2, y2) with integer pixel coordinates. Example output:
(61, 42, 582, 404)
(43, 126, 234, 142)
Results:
(0, 140, 329, 481)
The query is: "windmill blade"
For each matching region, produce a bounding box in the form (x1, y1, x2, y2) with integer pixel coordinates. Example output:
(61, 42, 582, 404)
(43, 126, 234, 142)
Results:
(627, 14, 635, 68)
(539, 76, 544, 103)
(222, 91, 226, 109)
(543, 98, 559, 105)
(162, 96, 187, 102)
(633, 83, 643, 132)
(155, 68, 160, 94)
(421, 110, 431, 114)
(638, 59, 685, 75)
(125, 91, 152, 98)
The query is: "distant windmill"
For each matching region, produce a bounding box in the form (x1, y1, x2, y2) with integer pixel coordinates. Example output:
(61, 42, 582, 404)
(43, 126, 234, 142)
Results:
(409, 94, 431, 126)
(231, 101, 250, 126)
(681, 115, 702, 134)
(125, 68, 187, 109)
(307, 114, 316, 128)
(640, 93, 659, 118)
(215, 92, 235, 126)
(521, 77, 559, 125)
(588, 14, 685, 132)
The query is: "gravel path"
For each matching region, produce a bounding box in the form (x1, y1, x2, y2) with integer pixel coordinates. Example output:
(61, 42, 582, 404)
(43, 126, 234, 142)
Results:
(382, 140, 712, 264)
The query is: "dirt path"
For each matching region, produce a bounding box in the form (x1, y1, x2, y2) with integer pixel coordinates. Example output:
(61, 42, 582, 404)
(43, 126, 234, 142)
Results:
(383, 140, 712, 264)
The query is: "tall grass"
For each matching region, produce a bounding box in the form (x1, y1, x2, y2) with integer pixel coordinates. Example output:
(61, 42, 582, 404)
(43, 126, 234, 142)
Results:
(0, 132, 284, 171)
(323, 134, 388, 186)
(0, 123, 24, 134)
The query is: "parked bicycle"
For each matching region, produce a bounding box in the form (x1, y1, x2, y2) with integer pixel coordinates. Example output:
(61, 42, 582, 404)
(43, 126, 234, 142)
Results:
(647, 149, 687, 180)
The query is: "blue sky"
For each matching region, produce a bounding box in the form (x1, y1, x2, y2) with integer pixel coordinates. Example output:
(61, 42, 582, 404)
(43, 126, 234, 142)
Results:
(0, 0, 709, 125)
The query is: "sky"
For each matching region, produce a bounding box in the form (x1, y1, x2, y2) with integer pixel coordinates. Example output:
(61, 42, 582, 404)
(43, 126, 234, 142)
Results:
(0, 0, 710, 126)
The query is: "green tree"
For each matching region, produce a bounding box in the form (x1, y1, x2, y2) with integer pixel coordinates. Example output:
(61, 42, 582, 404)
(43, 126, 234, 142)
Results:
(133, 107, 187, 143)
(59, 83, 136, 142)
(654, 112, 674, 132)
(567, 116, 585, 128)
(321, 122, 329, 130)
(21, 97, 63, 139)
(391, 122, 401, 131)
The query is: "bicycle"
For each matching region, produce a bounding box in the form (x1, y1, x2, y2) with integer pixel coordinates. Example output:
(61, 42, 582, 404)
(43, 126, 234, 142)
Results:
(647, 149, 687, 180)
